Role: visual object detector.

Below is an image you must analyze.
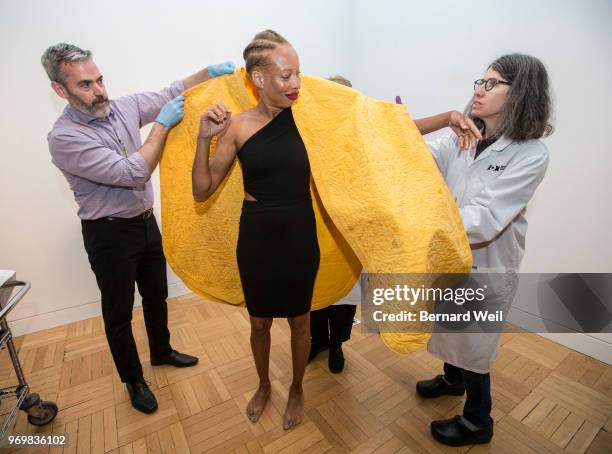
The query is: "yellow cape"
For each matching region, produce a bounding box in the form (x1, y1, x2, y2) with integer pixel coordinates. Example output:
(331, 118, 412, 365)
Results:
(160, 70, 471, 353)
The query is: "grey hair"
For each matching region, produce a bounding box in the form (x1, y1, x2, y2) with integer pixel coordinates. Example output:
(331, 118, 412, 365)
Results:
(41, 43, 92, 83)
(467, 53, 554, 141)
(328, 75, 352, 87)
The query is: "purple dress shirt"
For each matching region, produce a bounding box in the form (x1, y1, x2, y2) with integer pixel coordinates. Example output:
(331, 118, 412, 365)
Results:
(47, 80, 185, 220)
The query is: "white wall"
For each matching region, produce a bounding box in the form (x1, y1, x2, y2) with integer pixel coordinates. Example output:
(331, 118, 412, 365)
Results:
(1, 0, 610, 361)
(0, 0, 352, 334)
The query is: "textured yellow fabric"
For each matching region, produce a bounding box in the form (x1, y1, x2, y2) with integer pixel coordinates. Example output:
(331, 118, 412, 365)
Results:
(160, 70, 472, 354)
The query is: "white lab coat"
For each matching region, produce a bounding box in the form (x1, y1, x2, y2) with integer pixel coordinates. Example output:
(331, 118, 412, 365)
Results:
(426, 132, 549, 372)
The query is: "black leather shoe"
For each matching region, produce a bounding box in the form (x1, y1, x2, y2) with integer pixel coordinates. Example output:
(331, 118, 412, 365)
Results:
(431, 415, 493, 446)
(126, 379, 158, 414)
(151, 350, 198, 368)
(416, 375, 465, 398)
(308, 341, 329, 363)
(328, 346, 345, 373)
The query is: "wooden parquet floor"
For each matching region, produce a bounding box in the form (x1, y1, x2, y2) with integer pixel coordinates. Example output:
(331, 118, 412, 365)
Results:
(1, 293, 611, 453)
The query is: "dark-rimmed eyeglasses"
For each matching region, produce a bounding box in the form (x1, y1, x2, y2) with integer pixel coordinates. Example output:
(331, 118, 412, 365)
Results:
(473, 78, 512, 92)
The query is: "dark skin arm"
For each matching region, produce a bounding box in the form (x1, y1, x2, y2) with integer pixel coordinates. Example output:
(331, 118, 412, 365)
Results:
(192, 102, 237, 201)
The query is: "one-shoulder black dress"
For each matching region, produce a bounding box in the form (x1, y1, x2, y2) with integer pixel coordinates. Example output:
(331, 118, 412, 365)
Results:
(236, 108, 320, 318)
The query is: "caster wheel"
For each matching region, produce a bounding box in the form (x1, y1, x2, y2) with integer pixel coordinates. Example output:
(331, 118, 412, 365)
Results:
(27, 401, 58, 426)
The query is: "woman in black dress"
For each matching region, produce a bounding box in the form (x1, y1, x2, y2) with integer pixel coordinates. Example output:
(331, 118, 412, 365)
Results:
(191, 30, 317, 430)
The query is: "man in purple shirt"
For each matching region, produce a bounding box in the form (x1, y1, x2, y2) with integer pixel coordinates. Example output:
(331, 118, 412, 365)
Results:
(42, 43, 234, 414)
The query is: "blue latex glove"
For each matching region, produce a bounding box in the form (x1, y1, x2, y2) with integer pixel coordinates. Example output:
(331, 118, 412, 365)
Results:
(208, 61, 235, 78)
(155, 95, 185, 128)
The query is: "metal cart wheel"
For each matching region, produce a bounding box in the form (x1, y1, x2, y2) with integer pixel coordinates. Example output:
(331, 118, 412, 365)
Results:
(26, 401, 58, 426)
(1, 276, 61, 437)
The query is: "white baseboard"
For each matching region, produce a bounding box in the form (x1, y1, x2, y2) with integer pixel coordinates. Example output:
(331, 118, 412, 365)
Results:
(6, 281, 191, 338)
(167, 280, 190, 299)
(508, 307, 612, 365)
(537, 333, 612, 365)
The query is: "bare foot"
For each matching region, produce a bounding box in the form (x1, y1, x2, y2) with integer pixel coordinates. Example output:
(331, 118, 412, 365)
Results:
(246, 383, 271, 422)
(283, 384, 304, 430)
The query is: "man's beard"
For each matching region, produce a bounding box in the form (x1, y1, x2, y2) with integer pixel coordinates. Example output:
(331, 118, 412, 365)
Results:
(66, 89, 109, 118)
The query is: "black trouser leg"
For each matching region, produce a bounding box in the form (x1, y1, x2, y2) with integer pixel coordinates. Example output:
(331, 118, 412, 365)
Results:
(310, 306, 330, 345)
(137, 217, 171, 359)
(462, 369, 493, 427)
(82, 219, 145, 383)
(443, 362, 463, 384)
(443, 362, 492, 428)
(329, 304, 356, 347)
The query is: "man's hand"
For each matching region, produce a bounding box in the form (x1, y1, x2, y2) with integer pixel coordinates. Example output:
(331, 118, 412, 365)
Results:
(448, 111, 482, 150)
(199, 102, 232, 139)
(155, 96, 185, 128)
(208, 62, 235, 78)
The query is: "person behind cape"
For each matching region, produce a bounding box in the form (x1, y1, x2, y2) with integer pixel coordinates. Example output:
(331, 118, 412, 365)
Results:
(307, 78, 484, 375)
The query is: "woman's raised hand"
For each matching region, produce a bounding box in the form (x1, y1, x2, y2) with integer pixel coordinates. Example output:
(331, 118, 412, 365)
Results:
(199, 102, 232, 139)
(448, 111, 482, 150)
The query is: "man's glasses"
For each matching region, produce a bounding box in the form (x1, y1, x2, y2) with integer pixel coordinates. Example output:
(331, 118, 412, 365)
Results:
(473, 78, 512, 92)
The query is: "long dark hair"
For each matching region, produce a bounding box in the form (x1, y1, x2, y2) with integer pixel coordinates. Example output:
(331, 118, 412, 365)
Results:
(468, 53, 554, 141)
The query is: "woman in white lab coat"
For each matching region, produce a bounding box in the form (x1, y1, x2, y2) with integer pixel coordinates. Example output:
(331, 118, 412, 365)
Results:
(414, 53, 554, 447)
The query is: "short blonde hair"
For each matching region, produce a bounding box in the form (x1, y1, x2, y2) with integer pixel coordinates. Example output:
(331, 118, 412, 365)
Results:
(243, 30, 290, 74)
